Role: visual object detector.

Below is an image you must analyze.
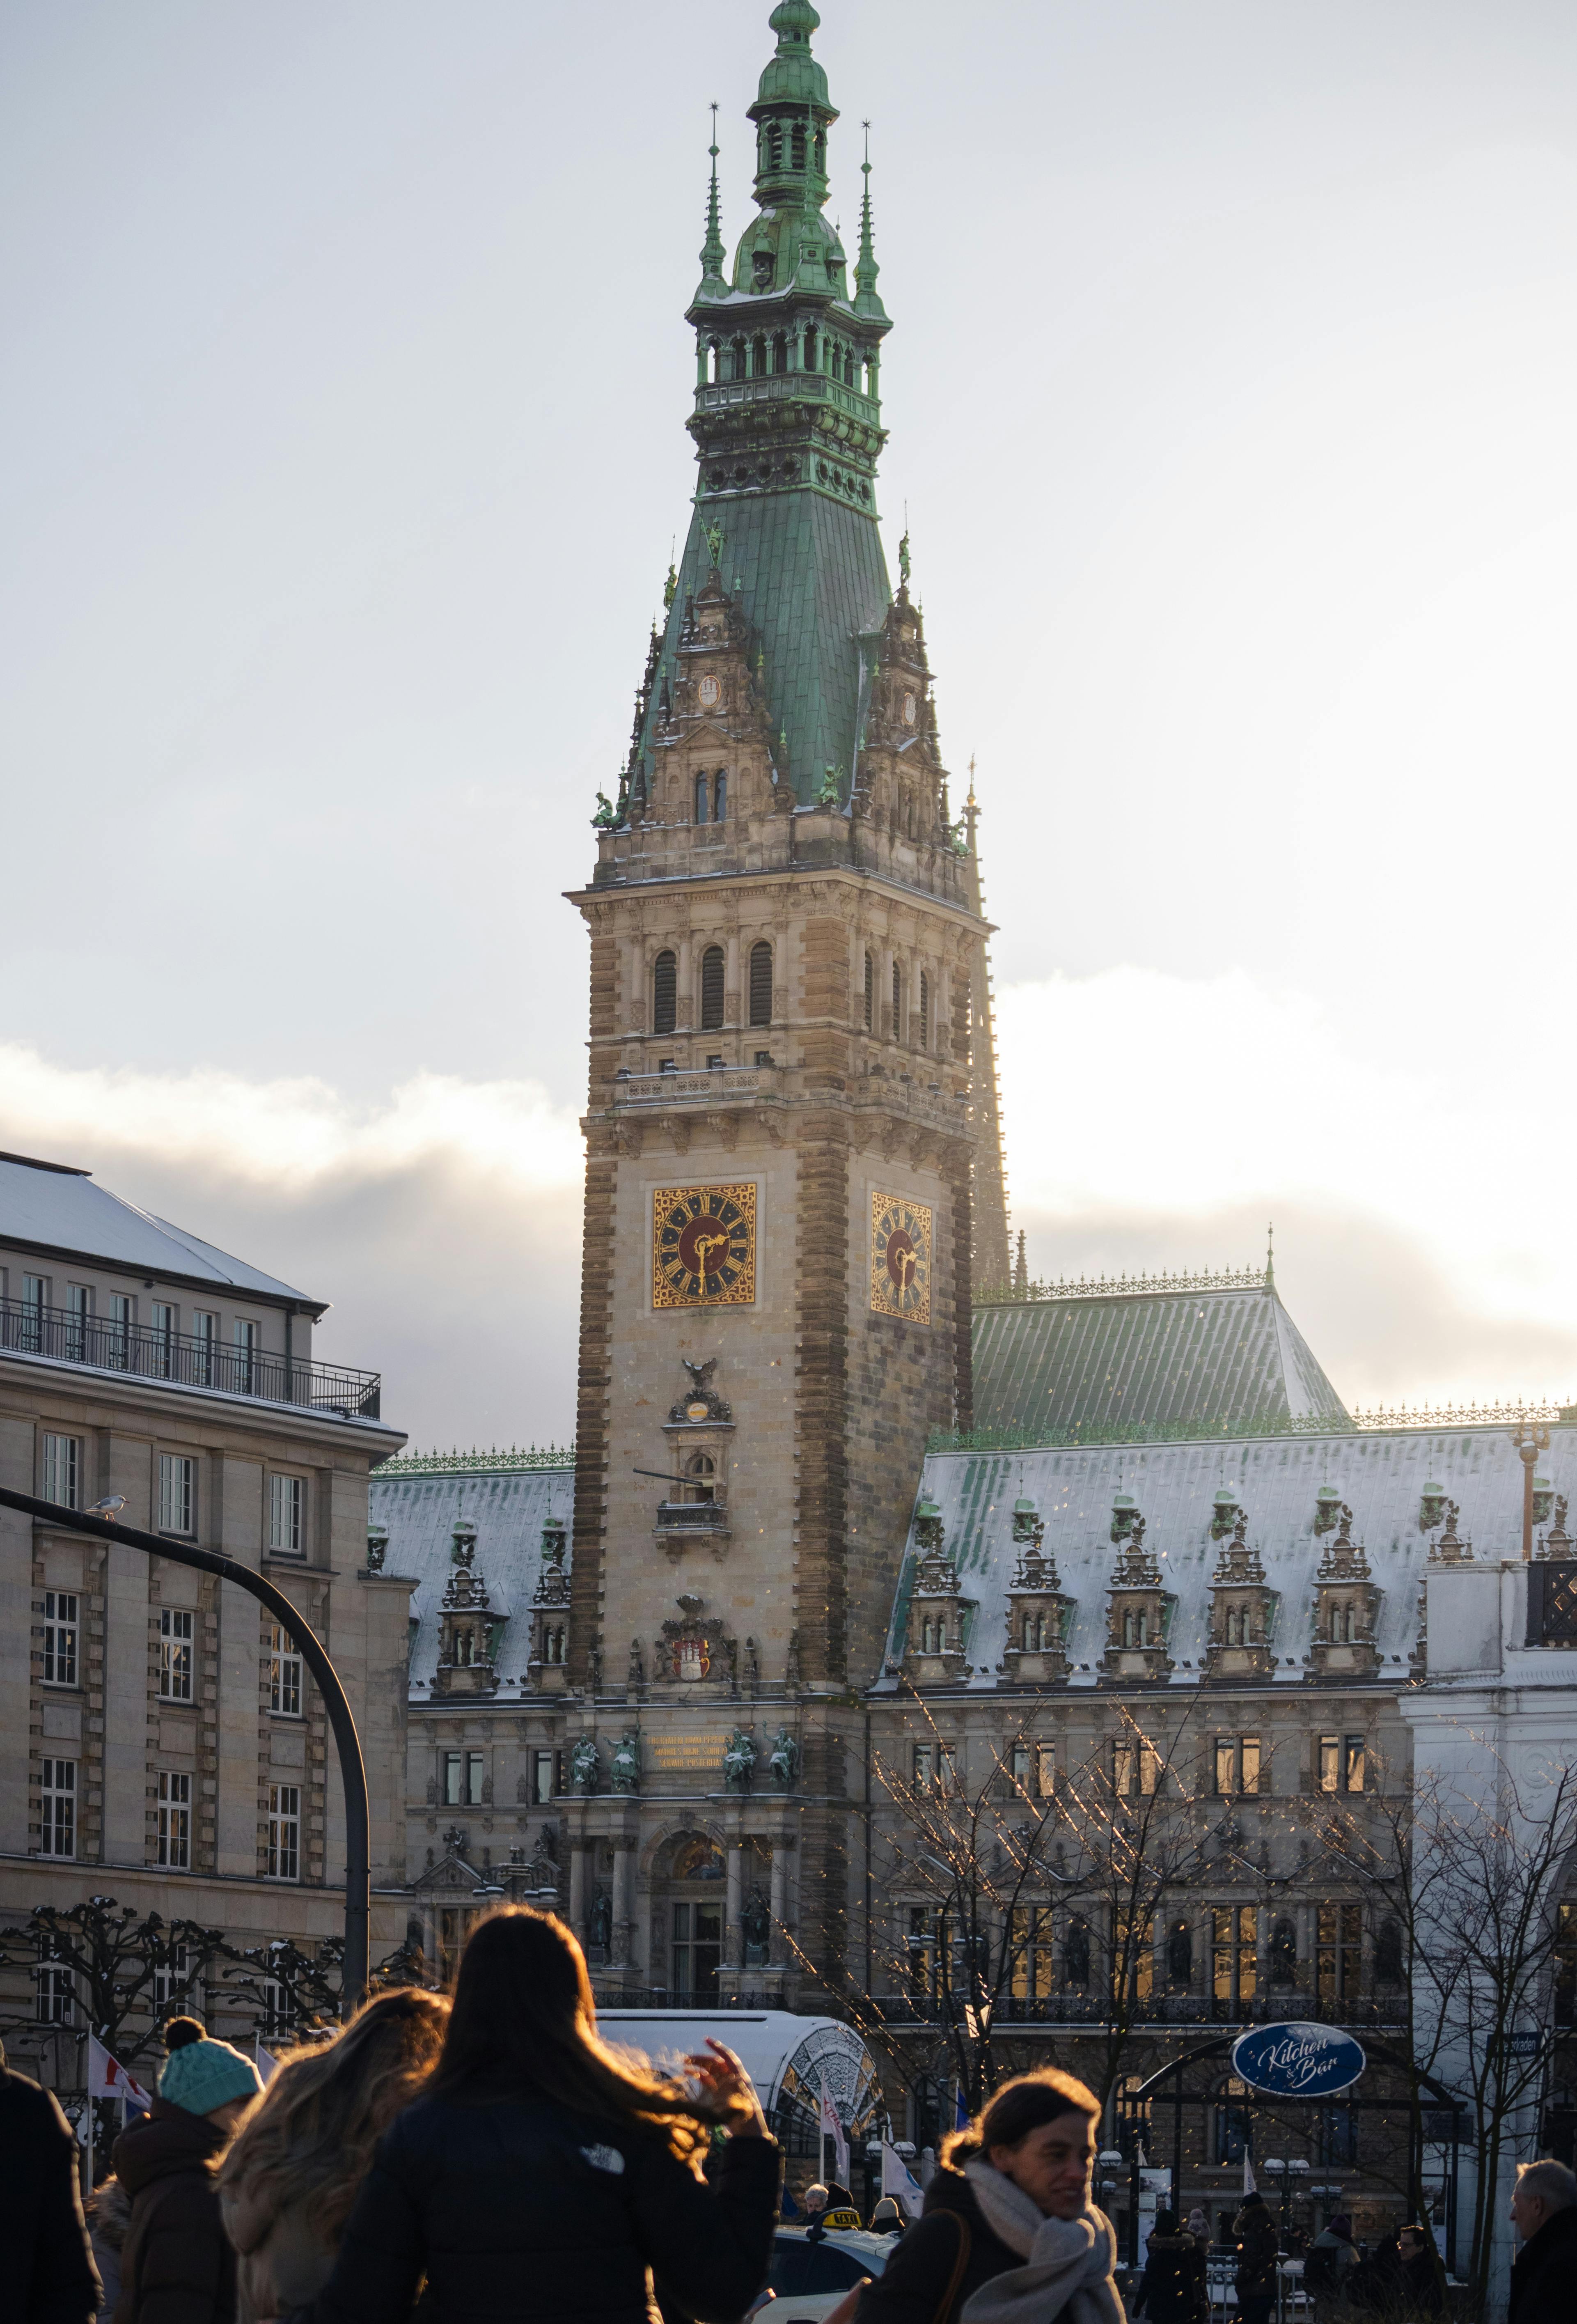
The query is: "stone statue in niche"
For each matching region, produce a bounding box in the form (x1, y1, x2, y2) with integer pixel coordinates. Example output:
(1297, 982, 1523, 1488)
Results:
(612, 1732, 641, 1793)
(571, 1736, 600, 1792)
(723, 1729, 757, 1791)
(769, 1728, 799, 1788)
(589, 1888, 612, 1954)
(741, 1888, 770, 1964)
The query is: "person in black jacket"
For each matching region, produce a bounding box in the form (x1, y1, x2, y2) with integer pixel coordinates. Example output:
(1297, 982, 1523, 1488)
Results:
(1132, 2211, 1207, 2324)
(0, 2044, 101, 2324)
(1508, 2161, 1577, 2324)
(294, 1905, 782, 2324)
(854, 2068, 1115, 2324)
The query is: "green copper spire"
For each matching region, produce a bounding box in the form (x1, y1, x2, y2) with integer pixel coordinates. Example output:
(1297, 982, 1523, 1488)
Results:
(696, 103, 727, 300)
(853, 120, 888, 323)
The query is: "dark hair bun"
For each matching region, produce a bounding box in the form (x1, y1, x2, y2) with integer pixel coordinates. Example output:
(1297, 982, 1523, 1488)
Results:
(163, 2016, 205, 2051)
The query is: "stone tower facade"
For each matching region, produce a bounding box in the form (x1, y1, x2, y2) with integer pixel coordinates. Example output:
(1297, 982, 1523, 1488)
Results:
(559, 0, 997, 1988)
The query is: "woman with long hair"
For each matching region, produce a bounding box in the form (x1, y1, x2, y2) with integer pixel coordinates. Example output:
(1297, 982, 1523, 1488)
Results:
(298, 1907, 782, 2324)
(853, 2072, 1121, 2324)
(216, 1987, 449, 2323)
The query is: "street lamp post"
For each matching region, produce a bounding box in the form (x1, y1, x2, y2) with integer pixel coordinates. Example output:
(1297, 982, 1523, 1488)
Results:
(1510, 1420, 1551, 1562)
(0, 1484, 372, 2008)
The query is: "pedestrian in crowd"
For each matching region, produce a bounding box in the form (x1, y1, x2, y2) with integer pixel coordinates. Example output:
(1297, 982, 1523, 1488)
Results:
(111, 2017, 262, 2324)
(1508, 2160, 1577, 2324)
(215, 1989, 449, 2324)
(85, 2174, 132, 2320)
(1129, 2209, 1207, 2324)
(1229, 2190, 1279, 2324)
(852, 2068, 1120, 2324)
(1304, 2215, 1357, 2309)
(1390, 2225, 1441, 2319)
(291, 1906, 782, 2324)
(1184, 2210, 1211, 2252)
(868, 2198, 906, 2237)
(1350, 2230, 1404, 2314)
(0, 2033, 101, 2324)
(802, 2184, 830, 2242)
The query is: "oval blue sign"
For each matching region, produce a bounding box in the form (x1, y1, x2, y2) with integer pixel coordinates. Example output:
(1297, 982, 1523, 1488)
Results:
(1231, 2023, 1365, 2098)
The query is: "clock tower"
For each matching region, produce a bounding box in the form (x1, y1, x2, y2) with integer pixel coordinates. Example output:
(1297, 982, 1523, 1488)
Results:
(562, 0, 1001, 1996)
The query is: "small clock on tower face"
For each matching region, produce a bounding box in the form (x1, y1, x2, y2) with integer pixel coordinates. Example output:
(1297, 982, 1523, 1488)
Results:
(652, 1183, 757, 1308)
(871, 1191, 933, 1324)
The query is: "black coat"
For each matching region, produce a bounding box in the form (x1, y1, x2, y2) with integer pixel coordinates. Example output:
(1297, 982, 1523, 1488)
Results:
(299, 2092, 781, 2324)
(1508, 2204, 1577, 2324)
(1231, 2204, 1279, 2303)
(1135, 2230, 1207, 2324)
(855, 2169, 1023, 2324)
(111, 2098, 235, 2324)
(0, 2066, 101, 2324)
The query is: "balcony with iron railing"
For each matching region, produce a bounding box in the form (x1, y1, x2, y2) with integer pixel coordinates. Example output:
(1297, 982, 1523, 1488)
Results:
(871, 1990, 1410, 2030)
(0, 1295, 380, 1420)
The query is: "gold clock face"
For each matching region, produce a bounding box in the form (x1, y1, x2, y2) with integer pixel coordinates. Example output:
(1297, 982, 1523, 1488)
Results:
(653, 1183, 757, 1308)
(871, 1191, 933, 1324)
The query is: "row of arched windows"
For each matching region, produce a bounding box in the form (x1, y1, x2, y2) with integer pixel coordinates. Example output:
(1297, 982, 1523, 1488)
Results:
(694, 770, 727, 824)
(651, 942, 774, 1035)
(757, 122, 825, 175)
(861, 950, 935, 1049)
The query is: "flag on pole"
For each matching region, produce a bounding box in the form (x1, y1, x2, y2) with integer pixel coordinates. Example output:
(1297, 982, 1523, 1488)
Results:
(88, 2037, 151, 2114)
(1242, 2151, 1257, 2198)
(257, 2045, 282, 2085)
(881, 2140, 925, 2221)
(818, 2072, 849, 2189)
(955, 2085, 970, 2131)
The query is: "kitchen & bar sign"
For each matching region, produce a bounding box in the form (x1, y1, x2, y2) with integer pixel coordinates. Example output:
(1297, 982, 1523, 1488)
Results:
(1231, 2023, 1366, 2098)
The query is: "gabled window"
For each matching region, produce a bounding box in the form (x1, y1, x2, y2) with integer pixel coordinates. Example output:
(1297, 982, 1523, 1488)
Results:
(748, 941, 773, 1027)
(653, 950, 677, 1036)
(700, 945, 725, 1030)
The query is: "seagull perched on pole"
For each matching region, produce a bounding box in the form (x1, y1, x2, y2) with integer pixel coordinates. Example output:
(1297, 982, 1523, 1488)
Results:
(85, 1494, 126, 1521)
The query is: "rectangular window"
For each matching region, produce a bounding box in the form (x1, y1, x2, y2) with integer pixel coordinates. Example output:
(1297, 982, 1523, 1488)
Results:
(40, 1757, 76, 1857)
(1215, 1737, 1261, 1796)
(153, 1942, 190, 2015)
(1317, 1903, 1362, 2009)
(1036, 1742, 1056, 1799)
(21, 1273, 47, 1350)
(442, 1750, 485, 1807)
(912, 1742, 934, 1792)
(1115, 1741, 1160, 1797)
(159, 1607, 194, 1701)
(158, 1453, 194, 1535)
(43, 1591, 78, 1687)
(1318, 1734, 1340, 1794)
(65, 1284, 91, 1358)
(532, 1748, 557, 1805)
(150, 1301, 176, 1376)
(269, 1624, 302, 1717)
(906, 1904, 941, 1999)
(1009, 1906, 1055, 2001)
(1212, 1904, 1257, 2011)
(108, 1292, 133, 1367)
(1115, 1912, 1155, 2002)
(156, 1770, 191, 1868)
(267, 1783, 300, 1881)
(41, 1432, 80, 1508)
(1343, 1733, 1366, 1794)
(234, 1317, 259, 1391)
(37, 1959, 73, 2024)
(192, 1311, 216, 1385)
(268, 1473, 304, 1556)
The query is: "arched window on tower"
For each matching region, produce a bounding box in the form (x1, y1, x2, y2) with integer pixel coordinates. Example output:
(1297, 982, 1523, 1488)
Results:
(653, 950, 677, 1036)
(792, 124, 806, 170)
(684, 1454, 716, 1506)
(694, 773, 709, 825)
(749, 940, 773, 1027)
(768, 124, 783, 170)
(700, 945, 725, 1031)
(892, 961, 902, 1040)
(918, 973, 930, 1051)
(713, 771, 727, 822)
(814, 131, 825, 171)
(803, 326, 817, 372)
(772, 331, 788, 374)
(863, 951, 874, 1032)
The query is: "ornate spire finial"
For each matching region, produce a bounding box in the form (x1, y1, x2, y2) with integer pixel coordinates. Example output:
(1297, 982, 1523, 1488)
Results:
(854, 119, 889, 323)
(697, 103, 727, 297)
(1266, 1221, 1275, 1288)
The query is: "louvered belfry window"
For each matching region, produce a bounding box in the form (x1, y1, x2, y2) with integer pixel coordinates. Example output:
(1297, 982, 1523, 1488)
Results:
(653, 950, 677, 1035)
(748, 941, 773, 1027)
(919, 971, 930, 1050)
(892, 960, 902, 1038)
(700, 945, 725, 1030)
(864, 951, 874, 1031)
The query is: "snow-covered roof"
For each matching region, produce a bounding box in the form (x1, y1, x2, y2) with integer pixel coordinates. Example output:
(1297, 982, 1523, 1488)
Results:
(0, 1151, 319, 1308)
(369, 1461, 574, 1699)
(878, 1422, 1577, 1688)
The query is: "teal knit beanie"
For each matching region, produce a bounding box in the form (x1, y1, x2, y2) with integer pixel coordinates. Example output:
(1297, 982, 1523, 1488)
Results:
(158, 2021, 262, 2117)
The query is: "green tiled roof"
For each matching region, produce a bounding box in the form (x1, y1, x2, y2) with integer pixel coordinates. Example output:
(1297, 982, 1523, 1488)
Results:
(970, 1283, 1350, 1442)
(641, 491, 889, 808)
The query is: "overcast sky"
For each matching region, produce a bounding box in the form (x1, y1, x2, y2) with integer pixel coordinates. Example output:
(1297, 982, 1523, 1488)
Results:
(6, 0, 1577, 1446)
